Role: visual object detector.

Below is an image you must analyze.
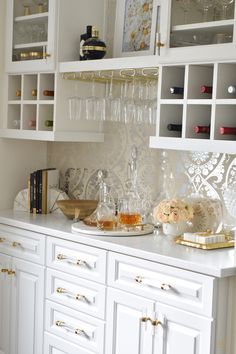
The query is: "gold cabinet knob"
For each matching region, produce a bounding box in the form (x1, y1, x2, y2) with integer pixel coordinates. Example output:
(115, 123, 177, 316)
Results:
(56, 287, 65, 293)
(156, 41, 165, 48)
(57, 254, 65, 260)
(151, 319, 162, 327)
(8, 270, 16, 276)
(55, 320, 65, 327)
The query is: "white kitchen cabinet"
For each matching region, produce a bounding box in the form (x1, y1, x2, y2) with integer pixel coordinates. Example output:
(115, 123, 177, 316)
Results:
(0, 225, 45, 354)
(105, 287, 213, 354)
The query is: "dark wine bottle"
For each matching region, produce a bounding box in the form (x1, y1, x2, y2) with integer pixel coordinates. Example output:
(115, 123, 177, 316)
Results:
(167, 123, 182, 132)
(227, 85, 236, 94)
(194, 125, 210, 134)
(80, 25, 92, 61)
(170, 87, 184, 95)
(82, 26, 106, 60)
(200, 85, 212, 94)
(43, 90, 54, 97)
(45, 120, 53, 127)
(219, 126, 236, 135)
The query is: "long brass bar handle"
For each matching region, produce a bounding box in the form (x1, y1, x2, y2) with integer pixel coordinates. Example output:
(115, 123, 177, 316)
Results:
(56, 287, 86, 301)
(135, 276, 171, 291)
(57, 254, 86, 266)
(55, 320, 85, 336)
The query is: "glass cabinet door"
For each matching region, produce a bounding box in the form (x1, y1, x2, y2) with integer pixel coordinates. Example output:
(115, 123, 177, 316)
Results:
(169, 0, 235, 48)
(6, 0, 56, 72)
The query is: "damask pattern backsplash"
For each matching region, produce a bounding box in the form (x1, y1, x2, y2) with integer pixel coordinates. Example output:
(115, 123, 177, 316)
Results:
(47, 122, 236, 223)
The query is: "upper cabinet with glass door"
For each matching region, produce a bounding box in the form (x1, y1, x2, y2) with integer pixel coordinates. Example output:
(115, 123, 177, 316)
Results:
(161, 0, 236, 63)
(5, 0, 56, 72)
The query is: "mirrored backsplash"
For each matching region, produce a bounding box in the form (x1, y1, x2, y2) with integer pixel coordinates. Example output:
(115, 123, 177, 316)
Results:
(47, 122, 236, 224)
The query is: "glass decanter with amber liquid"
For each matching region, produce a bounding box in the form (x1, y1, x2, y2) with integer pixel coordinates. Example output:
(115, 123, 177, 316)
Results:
(96, 171, 117, 231)
(118, 146, 142, 229)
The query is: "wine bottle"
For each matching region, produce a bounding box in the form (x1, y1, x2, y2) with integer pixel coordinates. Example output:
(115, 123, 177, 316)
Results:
(167, 123, 182, 132)
(15, 89, 21, 97)
(200, 85, 212, 94)
(31, 89, 37, 97)
(82, 26, 106, 60)
(43, 90, 54, 97)
(80, 25, 92, 61)
(170, 86, 184, 95)
(45, 120, 53, 127)
(28, 120, 36, 128)
(194, 125, 210, 134)
(219, 126, 236, 135)
(227, 85, 236, 94)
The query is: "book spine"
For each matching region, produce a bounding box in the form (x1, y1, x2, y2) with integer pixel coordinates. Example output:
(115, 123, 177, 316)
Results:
(42, 170, 47, 214)
(33, 171, 37, 214)
(30, 172, 34, 213)
(38, 170, 42, 214)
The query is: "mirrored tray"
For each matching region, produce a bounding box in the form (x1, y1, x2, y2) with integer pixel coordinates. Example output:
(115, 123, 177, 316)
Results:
(175, 236, 234, 250)
(72, 222, 154, 237)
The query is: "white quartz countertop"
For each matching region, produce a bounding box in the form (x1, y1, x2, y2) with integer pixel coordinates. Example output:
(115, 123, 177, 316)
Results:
(0, 210, 235, 278)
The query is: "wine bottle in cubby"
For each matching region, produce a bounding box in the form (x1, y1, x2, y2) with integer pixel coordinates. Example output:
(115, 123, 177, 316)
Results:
(194, 125, 210, 134)
(28, 120, 36, 128)
(15, 89, 21, 97)
(219, 126, 236, 135)
(43, 90, 54, 97)
(167, 123, 182, 132)
(45, 120, 53, 127)
(170, 87, 184, 95)
(80, 25, 92, 61)
(31, 89, 37, 97)
(200, 85, 212, 94)
(227, 85, 236, 94)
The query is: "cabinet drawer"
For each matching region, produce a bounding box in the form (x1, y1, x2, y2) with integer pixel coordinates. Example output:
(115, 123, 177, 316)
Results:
(44, 333, 94, 354)
(0, 224, 45, 265)
(108, 252, 215, 317)
(46, 269, 106, 319)
(46, 237, 107, 284)
(45, 300, 105, 354)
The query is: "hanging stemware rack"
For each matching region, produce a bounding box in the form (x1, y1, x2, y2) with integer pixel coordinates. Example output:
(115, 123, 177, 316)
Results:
(61, 67, 159, 84)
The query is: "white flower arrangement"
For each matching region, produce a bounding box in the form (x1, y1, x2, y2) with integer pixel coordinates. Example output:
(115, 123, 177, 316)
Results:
(153, 199, 194, 224)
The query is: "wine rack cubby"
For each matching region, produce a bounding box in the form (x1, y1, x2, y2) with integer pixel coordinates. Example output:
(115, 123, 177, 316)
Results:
(150, 61, 236, 154)
(6, 72, 55, 133)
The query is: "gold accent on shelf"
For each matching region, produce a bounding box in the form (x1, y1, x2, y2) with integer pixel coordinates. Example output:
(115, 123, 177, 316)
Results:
(1, 269, 8, 273)
(7, 270, 16, 276)
(12, 242, 21, 247)
(175, 236, 235, 250)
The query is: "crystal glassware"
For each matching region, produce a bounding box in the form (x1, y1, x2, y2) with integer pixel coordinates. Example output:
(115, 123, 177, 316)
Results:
(215, 0, 234, 20)
(195, 0, 216, 22)
(177, 0, 194, 24)
(19, 0, 32, 15)
(32, 0, 48, 13)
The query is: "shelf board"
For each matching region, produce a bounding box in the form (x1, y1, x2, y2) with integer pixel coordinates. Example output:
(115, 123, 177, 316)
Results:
(60, 56, 159, 73)
(149, 136, 236, 154)
(160, 99, 184, 104)
(14, 42, 47, 50)
(172, 19, 234, 33)
(14, 12, 48, 23)
(0, 129, 104, 142)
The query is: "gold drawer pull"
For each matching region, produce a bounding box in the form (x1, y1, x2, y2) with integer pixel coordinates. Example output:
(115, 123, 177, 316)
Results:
(12, 241, 21, 247)
(156, 41, 165, 48)
(135, 275, 143, 283)
(8, 270, 16, 276)
(56, 287, 86, 301)
(135, 276, 171, 291)
(151, 319, 162, 327)
(140, 317, 162, 327)
(43, 53, 51, 58)
(1, 268, 8, 273)
(57, 254, 86, 266)
(55, 320, 85, 336)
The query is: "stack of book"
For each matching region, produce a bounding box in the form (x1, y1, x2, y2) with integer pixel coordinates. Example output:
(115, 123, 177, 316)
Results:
(29, 168, 59, 214)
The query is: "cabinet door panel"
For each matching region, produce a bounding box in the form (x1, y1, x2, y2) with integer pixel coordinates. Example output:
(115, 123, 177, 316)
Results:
(105, 288, 155, 354)
(154, 303, 213, 354)
(0, 254, 11, 354)
(10, 258, 44, 354)
(44, 333, 93, 354)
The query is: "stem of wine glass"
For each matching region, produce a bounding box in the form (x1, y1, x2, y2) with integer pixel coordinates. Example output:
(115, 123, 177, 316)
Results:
(91, 79, 95, 97)
(183, 9, 189, 24)
(222, 4, 228, 19)
(203, 6, 209, 21)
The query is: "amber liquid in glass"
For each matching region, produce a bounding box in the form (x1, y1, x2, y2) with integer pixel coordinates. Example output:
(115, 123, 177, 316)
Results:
(97, 220, 117, 231)
(118, 213, 142, 226)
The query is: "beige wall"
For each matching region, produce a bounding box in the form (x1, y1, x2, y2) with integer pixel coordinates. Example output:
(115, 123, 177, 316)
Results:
(0, 0, 47, 209)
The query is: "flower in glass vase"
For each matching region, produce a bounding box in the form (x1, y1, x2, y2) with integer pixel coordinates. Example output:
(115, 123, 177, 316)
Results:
(153, 199, 194, 236)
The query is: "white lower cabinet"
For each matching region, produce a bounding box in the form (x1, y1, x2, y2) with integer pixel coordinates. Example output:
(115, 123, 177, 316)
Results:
(44, 333, 94, 354)
(105, 287, 213, 354)
(0, 254, 11, 354)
